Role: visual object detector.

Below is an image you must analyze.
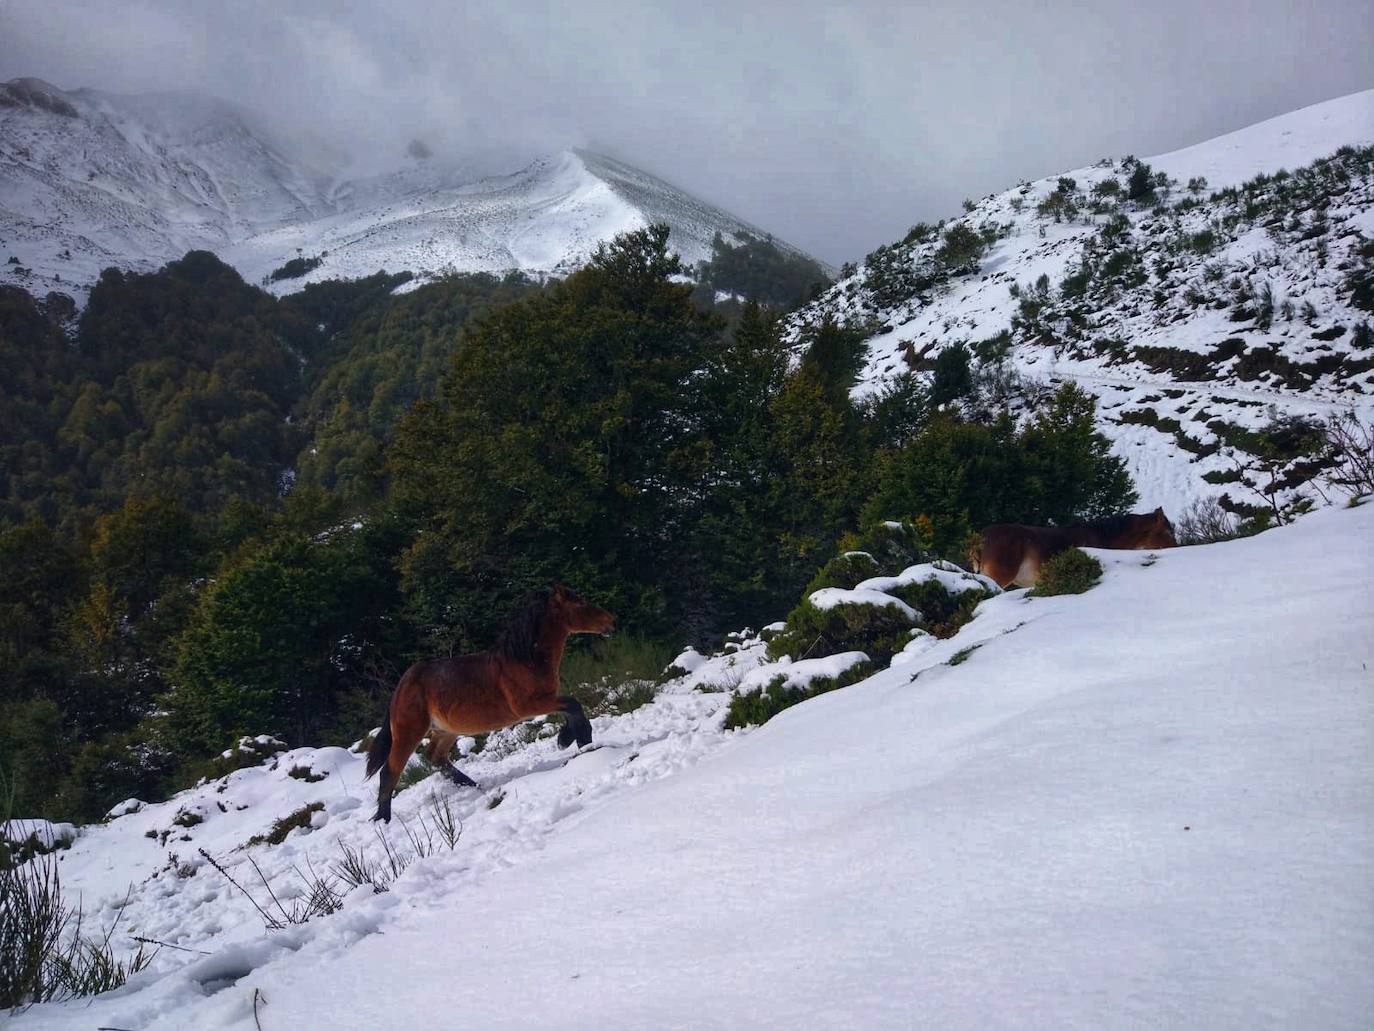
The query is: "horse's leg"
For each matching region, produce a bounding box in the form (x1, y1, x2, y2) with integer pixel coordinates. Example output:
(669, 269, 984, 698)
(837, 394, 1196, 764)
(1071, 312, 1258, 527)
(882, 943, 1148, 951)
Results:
(555, 695, 593, 749)
(426, 731, 478, 789)
(374, 701, 429, 823)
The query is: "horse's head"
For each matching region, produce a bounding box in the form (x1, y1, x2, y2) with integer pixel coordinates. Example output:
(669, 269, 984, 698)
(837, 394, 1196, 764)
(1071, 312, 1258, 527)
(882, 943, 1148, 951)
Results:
(550, 583, 616, 638)
(1140, 507, 1177, 549)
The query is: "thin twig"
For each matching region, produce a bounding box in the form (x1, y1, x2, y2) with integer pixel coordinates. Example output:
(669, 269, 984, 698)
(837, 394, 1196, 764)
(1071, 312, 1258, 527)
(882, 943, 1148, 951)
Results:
(130, 934, 211, 955)
(253, 987, 267, 1031)
(197, 848, 283, 931)
(245, 851, 290, 924)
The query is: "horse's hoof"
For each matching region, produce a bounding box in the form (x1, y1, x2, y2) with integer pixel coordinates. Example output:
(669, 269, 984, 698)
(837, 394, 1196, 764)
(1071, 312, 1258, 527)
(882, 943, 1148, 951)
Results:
(575, 725, 593, 748)
(557, 724, 576, 749)
(371, 808, 391, 823)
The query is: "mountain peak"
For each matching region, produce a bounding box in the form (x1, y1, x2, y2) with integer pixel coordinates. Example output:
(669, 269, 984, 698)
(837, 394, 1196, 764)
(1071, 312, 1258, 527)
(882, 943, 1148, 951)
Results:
(0, 83, 813, 298)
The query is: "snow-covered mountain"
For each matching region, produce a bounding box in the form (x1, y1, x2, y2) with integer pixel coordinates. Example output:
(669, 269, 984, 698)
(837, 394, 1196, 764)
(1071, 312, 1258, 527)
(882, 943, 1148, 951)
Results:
(0, 78, 808, 298)
(791, 89, 1374, 519)
(10, 499, 1372, 1029)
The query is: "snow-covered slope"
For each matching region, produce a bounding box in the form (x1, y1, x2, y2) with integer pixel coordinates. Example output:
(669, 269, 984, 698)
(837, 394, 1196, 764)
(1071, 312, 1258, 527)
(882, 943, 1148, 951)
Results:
(14, 502, 1373, 1028)
(791, 88, 1374, 518)
(0, 79, 805, 298)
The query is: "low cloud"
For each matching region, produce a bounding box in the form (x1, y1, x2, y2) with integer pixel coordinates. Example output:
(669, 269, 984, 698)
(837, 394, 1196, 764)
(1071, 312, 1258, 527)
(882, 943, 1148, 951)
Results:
(2, 0, 1370, 263)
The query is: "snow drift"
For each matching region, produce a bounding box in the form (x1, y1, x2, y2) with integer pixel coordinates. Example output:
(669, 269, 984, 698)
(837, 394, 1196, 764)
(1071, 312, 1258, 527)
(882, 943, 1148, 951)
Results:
(15, 501, 1373, 1029)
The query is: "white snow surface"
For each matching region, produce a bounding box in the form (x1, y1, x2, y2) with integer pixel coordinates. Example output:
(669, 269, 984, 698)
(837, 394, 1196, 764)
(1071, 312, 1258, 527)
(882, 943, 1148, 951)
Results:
(807, 585, 919, 618)
(736, 650, 872, 694)
(0, 79, 810, 300)
(14, 502, 1373, 1028)
(855, 559, 1002, 597)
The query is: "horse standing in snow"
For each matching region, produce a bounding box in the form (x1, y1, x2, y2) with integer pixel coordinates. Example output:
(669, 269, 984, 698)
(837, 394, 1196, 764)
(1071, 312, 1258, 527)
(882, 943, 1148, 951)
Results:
(365, 584, 615, 822)
(971, 508, 1176, 589)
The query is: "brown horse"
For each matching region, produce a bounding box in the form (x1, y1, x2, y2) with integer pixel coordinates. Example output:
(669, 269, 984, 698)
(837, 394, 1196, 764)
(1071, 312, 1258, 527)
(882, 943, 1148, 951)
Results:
(971, 508, 1177, 589)
(365, 584, 615, 822)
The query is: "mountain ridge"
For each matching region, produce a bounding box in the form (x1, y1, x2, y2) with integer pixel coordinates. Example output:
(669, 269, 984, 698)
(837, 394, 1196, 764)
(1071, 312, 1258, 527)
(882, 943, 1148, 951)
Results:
(0, 78, 815, 298)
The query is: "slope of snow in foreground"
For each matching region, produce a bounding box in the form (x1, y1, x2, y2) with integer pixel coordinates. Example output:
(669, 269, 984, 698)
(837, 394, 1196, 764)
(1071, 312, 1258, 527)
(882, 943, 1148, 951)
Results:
(18, 504, 1374, 1029)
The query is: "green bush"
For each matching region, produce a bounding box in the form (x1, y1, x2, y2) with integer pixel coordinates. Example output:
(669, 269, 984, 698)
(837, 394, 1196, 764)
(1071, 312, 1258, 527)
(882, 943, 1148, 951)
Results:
(765, 598, 918, 664)
(723, 660, 876, 729)
(558, 634, 677, 717)
(885, 579, 988, 639)
(1030, 548, 1103, 596)
(804, 551, 882, 592)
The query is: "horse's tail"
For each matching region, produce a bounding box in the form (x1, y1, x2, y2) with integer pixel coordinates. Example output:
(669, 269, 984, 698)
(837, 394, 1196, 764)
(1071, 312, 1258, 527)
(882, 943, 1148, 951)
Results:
(364, 707, 393, 780)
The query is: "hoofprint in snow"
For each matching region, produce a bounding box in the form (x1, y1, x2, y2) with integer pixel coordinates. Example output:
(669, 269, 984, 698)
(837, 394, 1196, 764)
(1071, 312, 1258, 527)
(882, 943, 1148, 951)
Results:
(789, 88, 1374, 519)
(14, 502, 1374, 1029)
(0, 78, 812, 300)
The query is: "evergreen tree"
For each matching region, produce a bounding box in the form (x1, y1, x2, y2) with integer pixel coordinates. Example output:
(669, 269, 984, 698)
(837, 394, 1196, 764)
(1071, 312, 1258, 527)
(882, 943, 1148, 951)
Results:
(388, 225, 727, 645)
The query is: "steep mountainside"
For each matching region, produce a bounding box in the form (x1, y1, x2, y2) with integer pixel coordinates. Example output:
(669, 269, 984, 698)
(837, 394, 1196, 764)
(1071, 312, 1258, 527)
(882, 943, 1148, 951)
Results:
(0, 78, 809, 298)
(790, 89, 1374, 518)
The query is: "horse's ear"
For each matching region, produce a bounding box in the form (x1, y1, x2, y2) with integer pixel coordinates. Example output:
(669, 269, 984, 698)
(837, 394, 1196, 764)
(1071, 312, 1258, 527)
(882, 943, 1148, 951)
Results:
(1154, 506, 1164, 518)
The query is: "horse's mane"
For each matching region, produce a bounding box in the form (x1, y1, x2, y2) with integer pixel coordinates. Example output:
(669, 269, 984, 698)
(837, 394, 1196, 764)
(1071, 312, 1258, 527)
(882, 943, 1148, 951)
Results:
(491, 587, 554, 661)
(1072, 512, 1146, 535)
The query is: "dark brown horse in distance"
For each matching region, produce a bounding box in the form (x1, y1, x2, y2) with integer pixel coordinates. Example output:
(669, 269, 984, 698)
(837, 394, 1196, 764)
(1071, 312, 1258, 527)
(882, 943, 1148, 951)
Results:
(972, 508, 1177, 589)
(365, 584, 615, 822)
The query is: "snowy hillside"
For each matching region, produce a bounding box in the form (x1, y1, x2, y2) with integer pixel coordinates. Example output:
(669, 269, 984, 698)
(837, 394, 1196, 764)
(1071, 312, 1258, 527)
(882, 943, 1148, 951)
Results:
(0, 78, 806, 298)
(11, 501, 1373, 1029)
(791, 89, 1374, 518)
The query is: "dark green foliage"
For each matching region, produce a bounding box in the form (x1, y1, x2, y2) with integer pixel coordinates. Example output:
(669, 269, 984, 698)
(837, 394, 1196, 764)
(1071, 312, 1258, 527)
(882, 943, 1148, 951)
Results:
(268, 255, 323, 282)
(1029, 548, 1103, 596)
(290, 271, 538, 503)
(388, 225, 732, 645)
(864, 384, 1136, 555)
(929, 342, 973, 406)
(765, 597, 918, 664)
(1347, 234, 1374, 312)
(1127, 161, 1157, 203)
(557, 634, 676, 717)
(861, 373, 929, 449)
(934, 223, 989, 274)
(804, 551, 883, 592)
(723, 660, 876, 730)
(166, 519, 406, 759)
(695, 231, 830, 308)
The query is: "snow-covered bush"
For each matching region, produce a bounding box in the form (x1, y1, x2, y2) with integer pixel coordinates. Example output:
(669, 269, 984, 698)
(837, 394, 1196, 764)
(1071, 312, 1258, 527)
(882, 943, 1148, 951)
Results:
(765, 593, 919, 665)
(724, 656, 876, 730)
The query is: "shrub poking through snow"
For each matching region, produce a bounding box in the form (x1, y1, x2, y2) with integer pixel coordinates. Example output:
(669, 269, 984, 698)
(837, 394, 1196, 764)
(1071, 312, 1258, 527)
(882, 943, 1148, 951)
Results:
(558, 634, 677, 717)
(1030, 549, 1104, 597)
(206, 736, 287, 780)
(0, 823, 75, 870)
(1176, 496, 1252, 545)
(724, 658, 876, 729)
(1, 803, 149, 1009)
(766, 595, 918, 665)
(770, 557, 997, 663)
(246, 802, 324, 848)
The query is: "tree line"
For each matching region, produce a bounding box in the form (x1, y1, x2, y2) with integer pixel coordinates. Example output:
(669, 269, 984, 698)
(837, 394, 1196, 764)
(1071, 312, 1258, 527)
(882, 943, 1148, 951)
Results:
(0, 226, 1135, 821)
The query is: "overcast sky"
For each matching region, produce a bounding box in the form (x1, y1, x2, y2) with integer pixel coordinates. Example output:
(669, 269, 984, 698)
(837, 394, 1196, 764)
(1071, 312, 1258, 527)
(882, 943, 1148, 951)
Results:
(2, 0, 1371, 264)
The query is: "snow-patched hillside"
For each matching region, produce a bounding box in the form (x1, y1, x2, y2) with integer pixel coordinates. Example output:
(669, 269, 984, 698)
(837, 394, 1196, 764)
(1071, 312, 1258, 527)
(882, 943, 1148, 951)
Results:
(0, 78, 805, 298)
(13, 502, 1373, 1029)
(792, 89, 1374, 518)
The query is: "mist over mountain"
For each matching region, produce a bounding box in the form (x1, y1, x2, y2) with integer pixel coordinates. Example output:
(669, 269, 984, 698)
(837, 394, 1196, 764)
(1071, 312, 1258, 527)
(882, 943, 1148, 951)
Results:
(0, 78, 818, 299)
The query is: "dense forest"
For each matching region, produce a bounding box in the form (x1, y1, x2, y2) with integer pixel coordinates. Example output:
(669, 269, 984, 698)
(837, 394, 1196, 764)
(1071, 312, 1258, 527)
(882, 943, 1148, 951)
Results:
(0, 225, 1134, 821)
